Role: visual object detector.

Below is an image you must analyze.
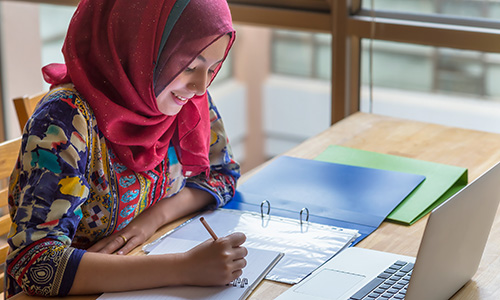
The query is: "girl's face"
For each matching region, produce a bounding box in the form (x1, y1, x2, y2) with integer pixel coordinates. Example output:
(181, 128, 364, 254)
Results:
(156, 35, 230, 116)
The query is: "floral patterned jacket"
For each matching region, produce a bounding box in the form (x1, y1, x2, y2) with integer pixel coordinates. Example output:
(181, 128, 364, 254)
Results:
(6, 84, 240, 297)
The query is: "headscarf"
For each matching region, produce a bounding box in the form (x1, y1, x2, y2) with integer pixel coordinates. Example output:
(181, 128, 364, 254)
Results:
(41, 0, 235, 175)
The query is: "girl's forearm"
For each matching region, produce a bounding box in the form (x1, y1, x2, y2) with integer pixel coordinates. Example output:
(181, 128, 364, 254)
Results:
(69, 252, 185, 294)
(70, 230, 247, 295)
(71, 188, 216, 294)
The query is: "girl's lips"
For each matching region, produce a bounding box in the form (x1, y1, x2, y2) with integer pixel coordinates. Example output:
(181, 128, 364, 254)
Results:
(172, 92, 190, 106)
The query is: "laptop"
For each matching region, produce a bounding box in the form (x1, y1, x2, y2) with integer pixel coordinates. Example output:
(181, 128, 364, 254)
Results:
(275, 161, 500, 300)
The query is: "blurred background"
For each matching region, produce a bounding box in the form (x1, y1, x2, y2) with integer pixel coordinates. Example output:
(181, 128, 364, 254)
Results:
(1, 0, 500, 173)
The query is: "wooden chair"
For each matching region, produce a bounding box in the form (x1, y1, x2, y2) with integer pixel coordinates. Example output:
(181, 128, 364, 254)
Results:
(0, 136, 21, 293)
(13, 91, 47, 130)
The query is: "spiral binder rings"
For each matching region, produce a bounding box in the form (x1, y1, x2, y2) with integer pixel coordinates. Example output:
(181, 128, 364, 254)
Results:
(229, 277, 249, 288)
(225, 156, 426, 244)
(144, 208, 359, 284)
(142, 156, 425, 285)
(259, 200, 308, 224)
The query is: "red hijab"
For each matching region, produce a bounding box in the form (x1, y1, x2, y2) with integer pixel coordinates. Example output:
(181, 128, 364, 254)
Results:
(42, 0, 235, 175)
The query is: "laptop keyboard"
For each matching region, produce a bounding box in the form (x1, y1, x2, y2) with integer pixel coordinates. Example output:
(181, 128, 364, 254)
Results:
(349, 260, 414, 300)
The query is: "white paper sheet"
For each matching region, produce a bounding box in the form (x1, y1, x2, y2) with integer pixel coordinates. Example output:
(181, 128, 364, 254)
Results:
(98, 237, 282, 300)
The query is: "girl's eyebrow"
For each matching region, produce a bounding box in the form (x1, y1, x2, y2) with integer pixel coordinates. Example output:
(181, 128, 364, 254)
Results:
(197, 55, 224, 65)
(197, 55, 207, 62)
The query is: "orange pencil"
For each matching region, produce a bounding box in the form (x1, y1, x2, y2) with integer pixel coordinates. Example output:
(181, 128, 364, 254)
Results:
(200, 217, 218, 240)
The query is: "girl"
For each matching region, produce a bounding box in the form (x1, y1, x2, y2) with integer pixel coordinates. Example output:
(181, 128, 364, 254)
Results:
(6, 0, 246, 297)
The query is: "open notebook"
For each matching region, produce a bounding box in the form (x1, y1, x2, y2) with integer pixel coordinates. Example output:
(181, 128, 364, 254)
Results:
(98, 238, 283, 300)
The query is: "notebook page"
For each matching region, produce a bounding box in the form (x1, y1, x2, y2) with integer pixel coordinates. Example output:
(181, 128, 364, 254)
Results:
(98, 237, 282, 300)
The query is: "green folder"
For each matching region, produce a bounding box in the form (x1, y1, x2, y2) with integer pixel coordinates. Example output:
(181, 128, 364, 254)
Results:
(315, 145, 468, 225)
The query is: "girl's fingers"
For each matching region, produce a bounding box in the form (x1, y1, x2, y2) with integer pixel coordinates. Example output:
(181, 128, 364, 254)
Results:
(232, 246, 248, 259)
(88, 234, 129, 254)
(227, 232, 246, 246)
(231, 269, 243, 280)
(105, 235, 130, 254)
(87, 237, 109, 252)
(116, 236, 140, 255)
(232, 256, 247, 270)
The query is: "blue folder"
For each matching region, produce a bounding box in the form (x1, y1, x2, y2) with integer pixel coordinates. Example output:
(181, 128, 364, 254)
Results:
(225, 156, 425, 244)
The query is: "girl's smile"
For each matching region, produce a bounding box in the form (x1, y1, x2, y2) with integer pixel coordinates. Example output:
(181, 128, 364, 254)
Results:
(156, 35, 230, 116)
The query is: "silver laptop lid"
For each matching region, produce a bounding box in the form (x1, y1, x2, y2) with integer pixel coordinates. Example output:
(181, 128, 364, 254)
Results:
(406, 161, 500, 300)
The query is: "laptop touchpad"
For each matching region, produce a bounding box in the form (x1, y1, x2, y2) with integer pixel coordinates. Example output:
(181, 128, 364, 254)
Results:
(294, 269, 365, 299)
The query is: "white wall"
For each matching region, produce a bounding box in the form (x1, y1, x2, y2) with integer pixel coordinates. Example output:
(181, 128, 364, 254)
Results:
(0, 2, 44, 139)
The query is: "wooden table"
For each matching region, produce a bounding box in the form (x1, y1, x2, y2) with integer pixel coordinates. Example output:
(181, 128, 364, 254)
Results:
(12, 112, 500, 299)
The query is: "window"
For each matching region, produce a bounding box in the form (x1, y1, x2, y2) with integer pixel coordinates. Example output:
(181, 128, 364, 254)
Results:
(362, 41, 500, 99)
(361, 40, 500, 132)
(3, 0, 500, 169)
(39, 4, 75, 89)
(362, 0, 500, 19)
(356, 0, 500, 132)
(271, 30, 331, 80)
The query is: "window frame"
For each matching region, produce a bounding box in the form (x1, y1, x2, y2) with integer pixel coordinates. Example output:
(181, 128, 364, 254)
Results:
(3, 0, 500, 127)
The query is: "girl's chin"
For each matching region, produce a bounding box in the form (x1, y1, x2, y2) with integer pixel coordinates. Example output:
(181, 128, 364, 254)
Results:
(159, 106, 181, 116)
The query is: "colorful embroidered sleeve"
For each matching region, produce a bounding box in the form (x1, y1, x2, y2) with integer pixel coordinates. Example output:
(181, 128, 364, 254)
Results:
(185, 93, 240, 207)
(7, 91, 89, 297)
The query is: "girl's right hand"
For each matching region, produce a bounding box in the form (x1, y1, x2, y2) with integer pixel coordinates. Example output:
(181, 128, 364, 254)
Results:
(178, 232, 248, 286)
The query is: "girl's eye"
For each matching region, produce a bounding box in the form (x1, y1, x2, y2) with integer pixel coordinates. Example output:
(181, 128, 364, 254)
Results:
(185, 67, 195, 72)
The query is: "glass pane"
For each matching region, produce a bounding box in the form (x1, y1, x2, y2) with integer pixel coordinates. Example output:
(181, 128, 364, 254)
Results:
(315, 33, 332, 80)
(39, 4, 75, 67)
(272, 30, 313, 77)
(435, 48, 485, 95)
(487, 59, 500, 98)
(39, 5, 74, 40)
(363, 0, 435, 14)
(362, 41, 433, 92)
(362, 0, 500, 20)
(361, 40, 500, 133)
(266, 28, 331, 159)
(316, 43, 331, 80)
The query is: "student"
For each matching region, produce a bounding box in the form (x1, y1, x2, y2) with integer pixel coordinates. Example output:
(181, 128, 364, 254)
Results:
(6, 0, 247, 297)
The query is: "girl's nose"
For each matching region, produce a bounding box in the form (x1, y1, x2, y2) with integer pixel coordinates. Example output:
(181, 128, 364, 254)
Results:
(189, 72, 209, 96)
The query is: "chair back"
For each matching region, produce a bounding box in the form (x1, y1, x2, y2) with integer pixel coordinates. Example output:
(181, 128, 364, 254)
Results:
(13, 91, 47, 130)
(0, 137, 21, 292)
